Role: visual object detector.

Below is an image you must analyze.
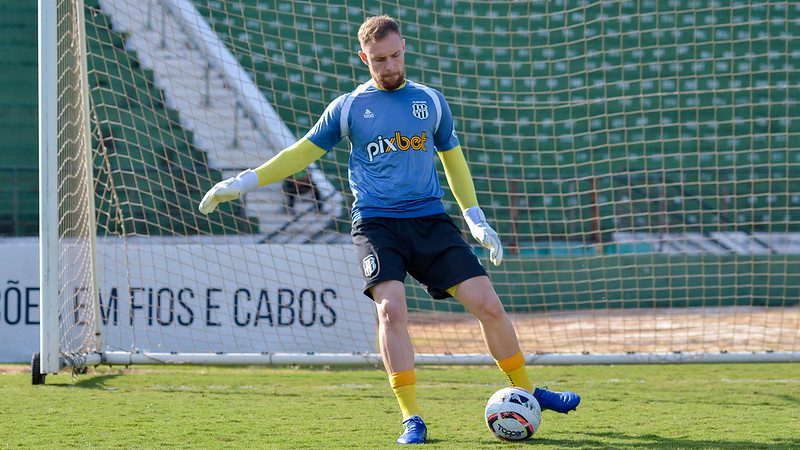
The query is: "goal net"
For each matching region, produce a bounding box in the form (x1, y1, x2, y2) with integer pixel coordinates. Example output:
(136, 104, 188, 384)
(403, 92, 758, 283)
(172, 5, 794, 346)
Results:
(40, 0, 799, 374)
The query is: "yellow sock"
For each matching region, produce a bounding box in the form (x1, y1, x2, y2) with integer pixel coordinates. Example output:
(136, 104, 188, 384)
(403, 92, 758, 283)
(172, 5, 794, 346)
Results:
(389, 369, 422, 420)
(496, 351, 533, 392)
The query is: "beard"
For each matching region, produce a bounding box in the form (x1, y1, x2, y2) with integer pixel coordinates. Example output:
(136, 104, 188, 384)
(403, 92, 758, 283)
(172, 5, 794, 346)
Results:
(373, 70, 405, 91)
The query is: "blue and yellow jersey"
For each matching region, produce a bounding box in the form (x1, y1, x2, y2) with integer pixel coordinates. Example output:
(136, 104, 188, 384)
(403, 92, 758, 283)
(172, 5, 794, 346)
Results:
(304, 79, 460, 221)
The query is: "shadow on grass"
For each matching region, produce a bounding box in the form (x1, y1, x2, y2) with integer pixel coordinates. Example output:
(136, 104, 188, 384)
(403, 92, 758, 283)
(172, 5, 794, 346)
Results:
(65, 373, 123, 389)
(773, 393, 800, 405)
(528, 431, 800, 449)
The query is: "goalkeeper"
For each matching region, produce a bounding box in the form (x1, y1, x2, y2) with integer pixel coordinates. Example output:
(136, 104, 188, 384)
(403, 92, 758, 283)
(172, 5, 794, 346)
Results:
(200, 14, 580, 445)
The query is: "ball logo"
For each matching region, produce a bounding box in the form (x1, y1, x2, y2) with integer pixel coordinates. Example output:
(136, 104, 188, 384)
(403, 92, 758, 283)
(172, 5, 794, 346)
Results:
(496, 424, 524, 438)
(412, 101, 429, 120)
(362, 254, 378, 277)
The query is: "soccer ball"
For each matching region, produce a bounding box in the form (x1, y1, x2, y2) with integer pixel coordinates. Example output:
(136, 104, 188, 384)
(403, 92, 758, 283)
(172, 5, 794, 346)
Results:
(484, 387, 541, 440)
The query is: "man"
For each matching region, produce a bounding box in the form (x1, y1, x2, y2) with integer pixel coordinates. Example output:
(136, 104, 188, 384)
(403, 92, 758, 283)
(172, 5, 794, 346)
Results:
(199, 15, 580, 445)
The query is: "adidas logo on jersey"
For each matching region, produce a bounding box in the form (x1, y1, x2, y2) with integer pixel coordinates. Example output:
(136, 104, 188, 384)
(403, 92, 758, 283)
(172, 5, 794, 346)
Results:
(363, 108, 374, 119)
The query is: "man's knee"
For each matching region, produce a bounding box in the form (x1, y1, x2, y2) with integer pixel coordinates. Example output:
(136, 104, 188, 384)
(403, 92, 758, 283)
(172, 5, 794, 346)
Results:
(451, 277, 508, 322)
(375, 298, 409, 329)
(372, 282, 407, 327)
(472, 295, 508, 323)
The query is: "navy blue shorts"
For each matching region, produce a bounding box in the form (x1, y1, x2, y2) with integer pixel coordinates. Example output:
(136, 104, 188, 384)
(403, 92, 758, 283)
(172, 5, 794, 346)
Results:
(351, 213, 487, 300)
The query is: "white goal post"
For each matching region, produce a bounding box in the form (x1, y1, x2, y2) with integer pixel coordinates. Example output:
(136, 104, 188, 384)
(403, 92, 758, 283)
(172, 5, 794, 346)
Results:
(37, 0, 800, 380)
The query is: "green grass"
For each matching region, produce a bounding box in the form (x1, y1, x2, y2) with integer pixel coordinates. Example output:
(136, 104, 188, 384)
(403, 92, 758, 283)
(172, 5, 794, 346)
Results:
(1, 363, 798, 448)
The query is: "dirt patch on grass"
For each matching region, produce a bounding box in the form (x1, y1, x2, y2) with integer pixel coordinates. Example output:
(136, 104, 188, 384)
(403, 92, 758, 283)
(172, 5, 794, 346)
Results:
(408, 306, 800, 355)
(0, 365, 29, 374)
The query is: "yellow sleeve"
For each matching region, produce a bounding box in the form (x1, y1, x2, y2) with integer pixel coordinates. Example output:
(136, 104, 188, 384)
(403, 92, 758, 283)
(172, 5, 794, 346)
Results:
(438, 145, 479, 211)
(253, 138, 327, 186)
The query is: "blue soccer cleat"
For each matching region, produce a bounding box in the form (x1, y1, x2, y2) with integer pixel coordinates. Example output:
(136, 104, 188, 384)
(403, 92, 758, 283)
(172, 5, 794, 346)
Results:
(533, 387, 581, 413)
(397, 415, 427, 444)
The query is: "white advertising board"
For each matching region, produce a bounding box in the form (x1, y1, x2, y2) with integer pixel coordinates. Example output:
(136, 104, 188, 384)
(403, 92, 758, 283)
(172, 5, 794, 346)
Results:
(0, 239, 40, 362)
(0, 238, 376, 362)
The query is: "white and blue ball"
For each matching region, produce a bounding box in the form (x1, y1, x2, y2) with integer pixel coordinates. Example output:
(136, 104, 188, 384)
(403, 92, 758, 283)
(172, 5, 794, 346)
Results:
(484, 386, 541, 440)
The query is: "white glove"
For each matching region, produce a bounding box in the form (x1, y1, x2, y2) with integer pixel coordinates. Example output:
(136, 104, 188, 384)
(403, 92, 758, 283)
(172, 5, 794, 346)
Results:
(198, 169, 259, 215)
(463, 206, 503, 266)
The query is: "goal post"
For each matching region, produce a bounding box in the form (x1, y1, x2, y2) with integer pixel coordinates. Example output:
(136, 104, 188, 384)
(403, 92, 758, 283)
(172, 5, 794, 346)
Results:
(38, 0, 59, 374)
(38, 0, 800, 379)
(39, 0, 102, 374)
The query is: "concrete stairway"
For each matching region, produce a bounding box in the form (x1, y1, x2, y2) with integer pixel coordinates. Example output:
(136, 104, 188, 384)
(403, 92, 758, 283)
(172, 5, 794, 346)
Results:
(98, 0, 341, 241)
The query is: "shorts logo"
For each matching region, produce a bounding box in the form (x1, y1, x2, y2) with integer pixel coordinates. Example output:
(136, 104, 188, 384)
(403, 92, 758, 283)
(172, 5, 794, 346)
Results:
(362, 254, 378, 277)
(412, 101, 429, 120)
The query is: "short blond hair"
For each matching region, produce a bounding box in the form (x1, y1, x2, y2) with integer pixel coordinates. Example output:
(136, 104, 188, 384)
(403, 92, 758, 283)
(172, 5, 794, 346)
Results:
(357, 15, 401, 46)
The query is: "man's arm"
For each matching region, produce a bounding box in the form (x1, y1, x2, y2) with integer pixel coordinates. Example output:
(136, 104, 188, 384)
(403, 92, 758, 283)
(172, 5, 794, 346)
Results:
(439, 145, 503, 266)
(438, 144, 479, 210)
(198, 138, 326, 214)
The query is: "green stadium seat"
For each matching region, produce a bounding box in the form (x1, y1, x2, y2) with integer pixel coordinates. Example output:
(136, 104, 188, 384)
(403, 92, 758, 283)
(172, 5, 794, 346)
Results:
(4, 0, 799, 237)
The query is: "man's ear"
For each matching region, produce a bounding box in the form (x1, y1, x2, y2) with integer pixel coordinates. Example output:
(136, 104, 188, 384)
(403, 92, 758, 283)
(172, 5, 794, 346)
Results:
(358, 50, 368, 65)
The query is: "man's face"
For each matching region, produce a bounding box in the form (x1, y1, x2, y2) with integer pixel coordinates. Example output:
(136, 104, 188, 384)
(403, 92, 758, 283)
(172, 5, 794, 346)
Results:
(358, 33, 406, 91)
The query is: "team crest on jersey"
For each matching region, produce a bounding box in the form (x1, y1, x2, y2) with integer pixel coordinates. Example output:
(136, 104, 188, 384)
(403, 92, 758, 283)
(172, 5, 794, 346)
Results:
(412, 101, 429, 120)
(362, 254, 379, 277)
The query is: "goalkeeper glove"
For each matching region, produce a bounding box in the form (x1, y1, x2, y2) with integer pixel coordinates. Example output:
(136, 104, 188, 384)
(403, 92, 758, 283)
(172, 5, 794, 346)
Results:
(198, 169, 259, 214)
(463, 206, 503, 266)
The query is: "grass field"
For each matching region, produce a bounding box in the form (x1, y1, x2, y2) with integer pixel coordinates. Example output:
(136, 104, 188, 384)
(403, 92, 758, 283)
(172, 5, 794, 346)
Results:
(1, 363, 798, 449)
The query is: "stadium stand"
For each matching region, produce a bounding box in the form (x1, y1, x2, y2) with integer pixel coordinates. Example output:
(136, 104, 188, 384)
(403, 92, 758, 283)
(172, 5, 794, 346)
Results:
(194, 0, 799, 243)
(1, 1, 797, 242)
(0, 2, 38, 235)
(85, 0, 258, 236)
(0, 1, 257, 236)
